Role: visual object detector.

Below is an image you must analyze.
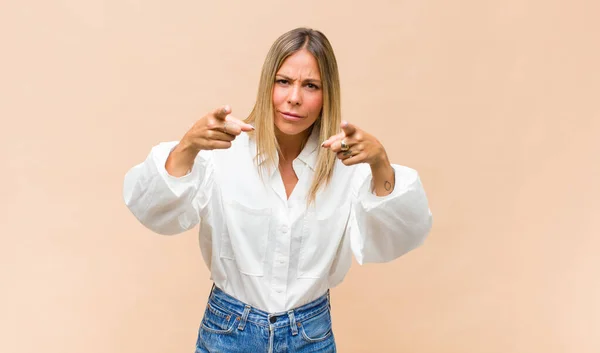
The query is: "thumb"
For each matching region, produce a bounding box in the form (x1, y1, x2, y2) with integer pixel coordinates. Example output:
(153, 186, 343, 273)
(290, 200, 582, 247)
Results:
(341, 120, 356, 136)
(213, 105, 231, 120)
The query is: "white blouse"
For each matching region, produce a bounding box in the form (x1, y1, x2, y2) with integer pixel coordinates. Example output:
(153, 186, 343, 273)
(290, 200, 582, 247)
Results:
(122, 127, 433, 313)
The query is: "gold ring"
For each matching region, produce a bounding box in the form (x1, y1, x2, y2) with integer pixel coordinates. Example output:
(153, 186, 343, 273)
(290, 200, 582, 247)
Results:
(340, 139, 349, 151)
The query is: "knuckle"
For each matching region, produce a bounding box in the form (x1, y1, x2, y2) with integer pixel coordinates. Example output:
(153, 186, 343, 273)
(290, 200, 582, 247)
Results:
(206, 120, 217, 130)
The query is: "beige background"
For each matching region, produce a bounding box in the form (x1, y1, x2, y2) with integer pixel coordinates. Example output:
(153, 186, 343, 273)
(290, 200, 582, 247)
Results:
(1, 1, 599, 352)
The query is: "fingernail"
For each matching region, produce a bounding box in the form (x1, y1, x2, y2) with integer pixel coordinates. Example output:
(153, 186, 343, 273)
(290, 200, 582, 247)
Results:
(321, 141, 327, 147)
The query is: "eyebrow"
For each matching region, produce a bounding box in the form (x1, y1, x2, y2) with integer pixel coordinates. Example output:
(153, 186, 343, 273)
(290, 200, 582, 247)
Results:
(276, 74, 321, 84)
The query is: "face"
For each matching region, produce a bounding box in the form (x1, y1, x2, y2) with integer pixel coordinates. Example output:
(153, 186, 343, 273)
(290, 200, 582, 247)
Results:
(272, 49, 323, 137)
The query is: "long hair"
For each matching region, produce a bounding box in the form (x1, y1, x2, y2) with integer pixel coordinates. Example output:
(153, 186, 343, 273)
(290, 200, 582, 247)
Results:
(244, 27, 342, 206)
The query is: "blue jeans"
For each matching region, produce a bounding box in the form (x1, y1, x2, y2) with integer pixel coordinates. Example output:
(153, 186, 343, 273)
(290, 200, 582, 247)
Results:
(195, 284, 336, 352)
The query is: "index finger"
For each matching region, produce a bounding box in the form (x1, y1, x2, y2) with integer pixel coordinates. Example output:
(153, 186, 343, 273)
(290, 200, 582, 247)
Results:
(225, 115, 255, 132)
(321, 131, 345, 148)
(213, 105, 231, 120)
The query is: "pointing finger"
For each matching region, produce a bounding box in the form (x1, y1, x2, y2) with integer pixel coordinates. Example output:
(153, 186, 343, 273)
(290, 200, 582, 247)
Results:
(321, 131, 345, 148)
(225, 115, 255, 132)
(221, 119, 242, 136)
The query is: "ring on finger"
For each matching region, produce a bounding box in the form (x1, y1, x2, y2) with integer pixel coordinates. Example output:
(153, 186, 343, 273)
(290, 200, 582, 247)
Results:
(223, 122, 228, 134)
(342, 149, 352, 156)
(340, 139, 349, 151)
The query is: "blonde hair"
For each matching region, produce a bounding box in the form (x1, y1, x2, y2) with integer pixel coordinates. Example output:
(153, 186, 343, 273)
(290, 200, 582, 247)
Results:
(244, 27, 342, 206)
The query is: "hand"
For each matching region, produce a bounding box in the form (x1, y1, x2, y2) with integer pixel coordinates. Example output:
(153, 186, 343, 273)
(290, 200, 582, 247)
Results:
(180, 105, 254, 153)
(321, 121, 389, 167)
(165, 105, 253, 177)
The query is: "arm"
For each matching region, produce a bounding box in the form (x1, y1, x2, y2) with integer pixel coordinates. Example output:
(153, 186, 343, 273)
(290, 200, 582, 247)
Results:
(123, 105, 253, 235)
(122, 141, 214, 235)
(322, 121, 433, 264)
(348, 163, 432, 264)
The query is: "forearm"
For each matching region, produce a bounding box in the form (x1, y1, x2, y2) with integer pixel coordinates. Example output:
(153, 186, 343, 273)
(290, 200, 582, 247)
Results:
(165, 140, 199, 177)
(351, 164, 433, 263)
(369, 155, 395, 196)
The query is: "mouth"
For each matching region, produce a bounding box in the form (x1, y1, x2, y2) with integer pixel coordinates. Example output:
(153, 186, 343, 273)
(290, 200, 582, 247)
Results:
(278, 111, 304, 121)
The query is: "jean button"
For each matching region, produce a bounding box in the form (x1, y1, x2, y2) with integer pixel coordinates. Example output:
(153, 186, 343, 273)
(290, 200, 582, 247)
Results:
(269, 316, 277, 324)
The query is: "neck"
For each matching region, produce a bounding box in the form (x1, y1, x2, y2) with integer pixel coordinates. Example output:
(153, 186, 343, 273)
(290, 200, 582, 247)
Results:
(276, 126, 312, 164)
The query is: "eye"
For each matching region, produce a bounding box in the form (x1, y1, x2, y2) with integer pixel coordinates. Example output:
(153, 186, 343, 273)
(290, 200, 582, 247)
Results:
(306, 83, 320, 90)
(275, 79, 289, 85)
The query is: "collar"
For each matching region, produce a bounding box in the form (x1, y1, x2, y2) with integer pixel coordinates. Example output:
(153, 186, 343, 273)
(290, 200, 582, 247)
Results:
(249, 125, 320, 174)
(296, 125, 320, 171)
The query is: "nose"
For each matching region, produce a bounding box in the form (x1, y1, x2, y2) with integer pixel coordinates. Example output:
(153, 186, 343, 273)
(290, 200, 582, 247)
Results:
(287, 84, 302, 106)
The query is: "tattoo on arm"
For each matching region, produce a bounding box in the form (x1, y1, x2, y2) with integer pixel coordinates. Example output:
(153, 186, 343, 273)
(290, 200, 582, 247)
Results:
(384, 181, 392, 191)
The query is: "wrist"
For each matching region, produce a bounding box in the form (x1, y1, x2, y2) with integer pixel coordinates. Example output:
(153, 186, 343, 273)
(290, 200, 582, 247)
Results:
(369, 153, 390, 172)
(165, 139, 199, 177)
(175, 138, 200, 157)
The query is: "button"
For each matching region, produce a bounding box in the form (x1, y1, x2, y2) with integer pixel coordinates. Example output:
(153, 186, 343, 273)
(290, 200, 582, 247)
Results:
(269, 316, 277, 324)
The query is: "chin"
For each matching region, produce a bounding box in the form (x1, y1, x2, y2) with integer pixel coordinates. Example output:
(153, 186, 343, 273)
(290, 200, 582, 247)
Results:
(274, 121, 313, 136)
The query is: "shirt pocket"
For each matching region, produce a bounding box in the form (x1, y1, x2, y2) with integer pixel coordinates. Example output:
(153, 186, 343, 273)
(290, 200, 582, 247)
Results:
(297, 205, 349, 279)
(221, 199, 272, 276)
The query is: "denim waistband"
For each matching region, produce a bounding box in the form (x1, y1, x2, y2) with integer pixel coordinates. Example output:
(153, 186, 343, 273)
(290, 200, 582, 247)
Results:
(207, 284, 331, 329)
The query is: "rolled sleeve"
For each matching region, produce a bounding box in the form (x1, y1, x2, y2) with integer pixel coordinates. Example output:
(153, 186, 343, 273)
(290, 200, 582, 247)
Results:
(123, 141, 214, 235)
(350, 164, 433, 264)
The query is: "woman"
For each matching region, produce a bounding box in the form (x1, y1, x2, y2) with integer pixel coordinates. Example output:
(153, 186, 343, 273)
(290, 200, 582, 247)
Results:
(123, 27, 432, 353)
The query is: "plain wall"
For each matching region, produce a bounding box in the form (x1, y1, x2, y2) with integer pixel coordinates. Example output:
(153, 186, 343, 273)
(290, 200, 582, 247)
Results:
(1, 1, 599, 352)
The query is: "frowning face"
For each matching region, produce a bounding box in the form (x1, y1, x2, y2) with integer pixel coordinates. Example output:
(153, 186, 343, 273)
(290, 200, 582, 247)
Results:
(272, 49, 323, 137)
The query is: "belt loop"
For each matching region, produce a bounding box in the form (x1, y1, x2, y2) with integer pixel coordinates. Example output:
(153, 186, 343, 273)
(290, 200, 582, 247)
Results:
(237, 305, 251, 331)
(287, 310, 298, 336)
(209, 283, 216, 300)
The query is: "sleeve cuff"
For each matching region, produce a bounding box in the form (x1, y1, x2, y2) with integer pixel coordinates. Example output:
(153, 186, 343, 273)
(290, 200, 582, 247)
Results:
(149, 141, 212, 197)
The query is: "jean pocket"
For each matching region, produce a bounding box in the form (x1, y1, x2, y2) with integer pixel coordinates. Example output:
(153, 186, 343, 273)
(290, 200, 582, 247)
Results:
(201, 302, 236, 335)
(221, 199, 272, 276)
(298, 308, 333, 343)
